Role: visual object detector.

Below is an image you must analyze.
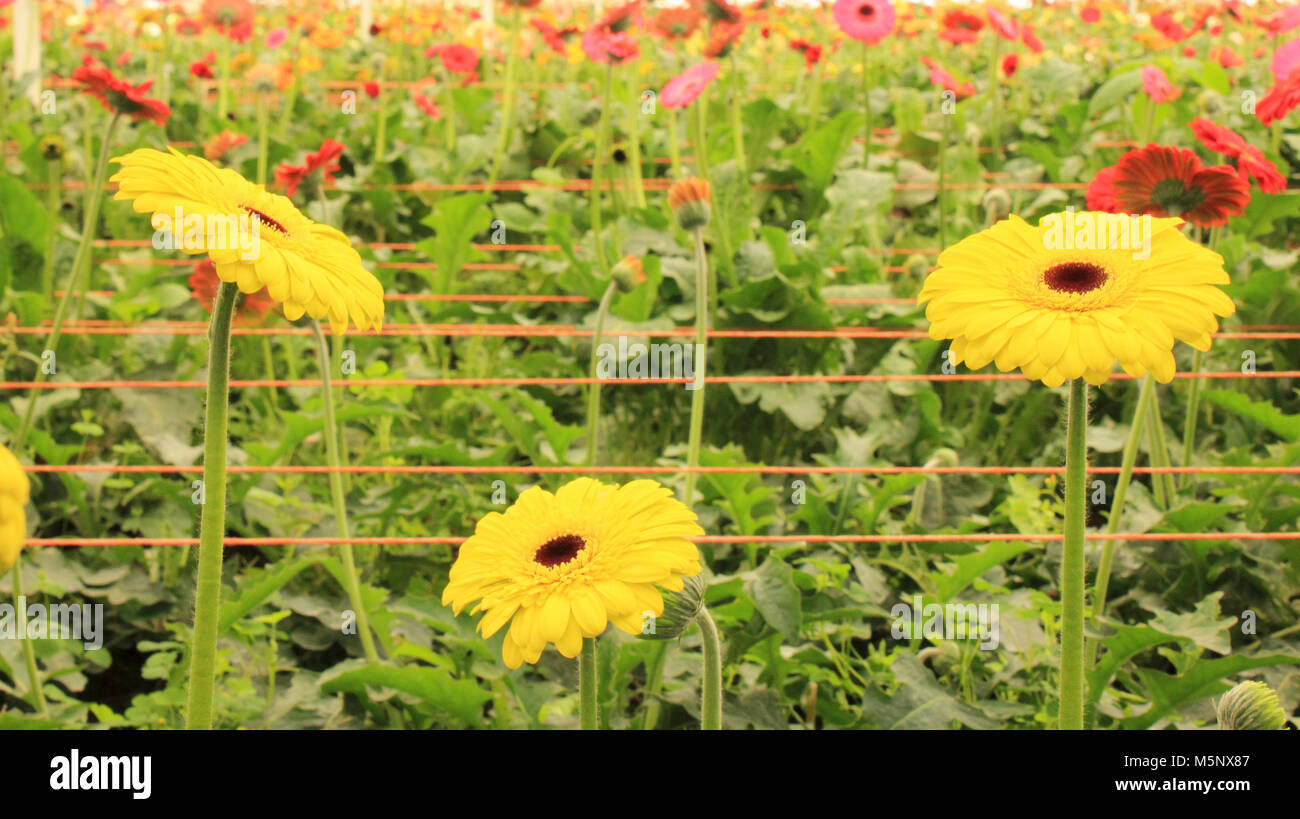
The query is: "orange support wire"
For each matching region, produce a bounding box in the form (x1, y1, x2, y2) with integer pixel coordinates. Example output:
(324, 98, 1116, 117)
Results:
(22, 465, 1300, 476)
(2, 371, 1295, 390)
(25, 532, 1300, 548)
(10, 324, 1299, 340)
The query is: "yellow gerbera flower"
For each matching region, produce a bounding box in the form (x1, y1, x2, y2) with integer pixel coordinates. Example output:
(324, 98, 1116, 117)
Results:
(918, 212, 1235, 387)
(109, 148, 384, 334)
(442, 478, 703, 669)
(0, 443, 30, 574)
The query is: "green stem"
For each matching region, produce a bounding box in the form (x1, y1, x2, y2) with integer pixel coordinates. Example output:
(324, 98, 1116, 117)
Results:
(312, 321, 380, 665)
(590, 63, 614, 273)
(585, 282, 617, 467)
(43, 157, 61, 300)
(255, 93, 269, 185)
(13, 113, 121, 453)
(1087, 373, 1152, 665)
(217, 34, 232, 122)
(683, 229, 710, 506)
(579, 637, 598, 729)
(10, 558, 47, 715)
(988, 36, 1001, 164)
(728, 53, 746, 177)
(860, 41, 871, 166)
(1145, 378, 1176, 508)
(1179, 350, 1204, 491)
(185, 280, 239, 730)
(693, 84, 710, 178)
(628, 82, 648, 208)
(668, 108, 682, 180)
(1059, 378, 1088, 731)
(637, 642, 668, 730)
(938, 110, 948, 251)
(696, 606, 722, 730)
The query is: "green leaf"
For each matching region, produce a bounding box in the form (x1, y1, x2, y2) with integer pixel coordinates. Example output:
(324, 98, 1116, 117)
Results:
(856, 654, 999, 729)
(789, 109, 860, 193)
(1200, 389, 1300, 441)
(319, 664, 492, 727)
(1087, 69, 1143, 119)
(416, 192, 493, 293)
(745, 556, 802, 640)
(1125, 654, 1300, 729)
(931, 541, 1038, 602)
(219, 555, 324, 633)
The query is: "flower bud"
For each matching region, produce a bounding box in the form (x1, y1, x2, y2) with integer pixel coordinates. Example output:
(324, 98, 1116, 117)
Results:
(982, 187, 1012, 225)
(1217, 680, 1287, 730)
(38, 134, 67, 162)
(638, 573, 706, 641)
(611, 255, 645, 293)
(667, 177, 711, 231)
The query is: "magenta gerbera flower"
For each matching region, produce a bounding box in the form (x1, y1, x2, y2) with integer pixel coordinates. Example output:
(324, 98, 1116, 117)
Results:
(831, 0, 895, 45)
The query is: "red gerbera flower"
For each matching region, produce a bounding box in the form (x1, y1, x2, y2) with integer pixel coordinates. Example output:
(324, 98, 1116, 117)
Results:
(702, 20, 745, 58)
(789, 38, 823, 72)
(1093, 144, 1251, 228)
(650, 7, 703, 40)
(1002, 53, 1018, 78)
(595, 1, 641, 33)
(434, 43, 479, 74)
(1080, 6, 1101, 24)
(689, 0, 743, 25)
(1257, 69, 1300, 127)
(71, 63, 170, 127)
(190, 260, 275, 326)
(1211, 45, 1244, 69)
(582, 27, 640, 64)
(1190, 117, 1288, 194)
(530, 19, 569, 54)
(275, 139, 345, 197)
(1019, 24, 1043, 54)
(1085, 165, 1122, 211)
(189, 58, 214, 79)
(363, 80, 380, 99)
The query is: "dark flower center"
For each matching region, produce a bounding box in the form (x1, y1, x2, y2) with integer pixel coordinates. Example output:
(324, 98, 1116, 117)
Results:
(534, 534, 586, 567)
(242, 205, 288, 235)
(856, 2, 877, 20)
(1150, 177, 1206, 215)
(1043, 262, 1108, 294)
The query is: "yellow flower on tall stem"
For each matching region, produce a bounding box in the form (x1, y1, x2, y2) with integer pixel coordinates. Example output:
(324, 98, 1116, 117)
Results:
(442, 477, 702, 729)
(109, 149, 384, 729)
(918, 211, 1234, 730)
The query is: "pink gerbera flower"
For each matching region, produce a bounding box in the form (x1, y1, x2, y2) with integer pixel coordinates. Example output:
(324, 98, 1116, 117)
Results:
(1140, 65, 1180, 104)
(1271, 39, 1300, 83)
(986, 6, 1018, 42)
(661, 60, 720, 108)
(831, 0, 895, 45)
(921, 57, 975, 100)
(265, 27, 288, 48)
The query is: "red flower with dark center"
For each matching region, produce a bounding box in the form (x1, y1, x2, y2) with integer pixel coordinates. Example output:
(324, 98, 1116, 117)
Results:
(436, 44, 479, 74)
(1257, 69, 1300, 127)
(595, 1, 641, 33)
(363, 80, 380, 98)
(190, 260, 275, 326)
(1002, 53, 1018, 77)
(275, 139, 345, 197)
(689, 0, 743, 25)
(1091, 144, 1251, 228)
(651, 7, 703, 40)
(1190, 117, 1287, 194)
(1085, 165, 1121, 212)
(72, 63, 170, 126)
(189, 58, 214, 79)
